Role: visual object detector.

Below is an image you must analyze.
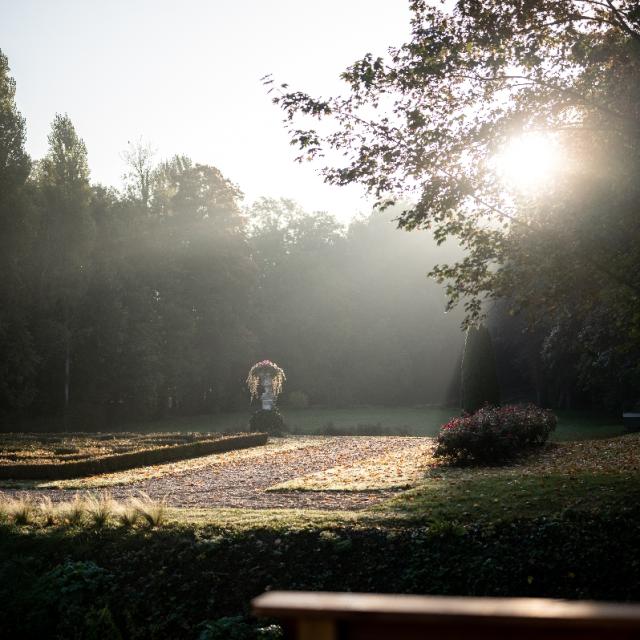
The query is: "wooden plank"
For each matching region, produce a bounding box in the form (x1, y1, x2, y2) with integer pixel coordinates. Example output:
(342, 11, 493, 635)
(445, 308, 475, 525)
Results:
(297, 619, 337, 640)
(252, 591, 640, 632)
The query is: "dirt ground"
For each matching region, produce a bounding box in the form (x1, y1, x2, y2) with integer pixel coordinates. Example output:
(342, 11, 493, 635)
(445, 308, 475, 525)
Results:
(0, 436, 432, 510)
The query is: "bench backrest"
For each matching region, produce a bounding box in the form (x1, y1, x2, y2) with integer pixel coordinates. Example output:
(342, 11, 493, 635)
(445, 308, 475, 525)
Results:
(252, 591, 640, 640)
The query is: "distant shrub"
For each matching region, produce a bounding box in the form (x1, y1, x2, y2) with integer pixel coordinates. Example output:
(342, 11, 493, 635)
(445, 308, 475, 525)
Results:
(287, 390, 309, 409)
(435, 404, 556, 464)
(249, 408, 286, 436)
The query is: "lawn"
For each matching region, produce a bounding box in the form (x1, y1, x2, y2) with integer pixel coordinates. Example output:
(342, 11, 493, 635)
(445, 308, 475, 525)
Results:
(0, 410, 637, 639)
(122, 405, 625, 440)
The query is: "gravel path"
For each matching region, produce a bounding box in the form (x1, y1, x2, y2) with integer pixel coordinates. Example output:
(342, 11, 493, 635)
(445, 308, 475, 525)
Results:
(1, 437, 428, 511)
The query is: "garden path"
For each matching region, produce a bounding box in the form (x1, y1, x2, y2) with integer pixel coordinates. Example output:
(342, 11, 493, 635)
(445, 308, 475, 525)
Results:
(2, 436, 432, 511)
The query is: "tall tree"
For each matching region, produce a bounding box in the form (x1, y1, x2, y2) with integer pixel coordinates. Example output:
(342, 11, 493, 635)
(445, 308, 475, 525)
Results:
(33, 114, 95, 419)
(461, 324, 500, 413)
(0, 49, 37, 418)
(121, 138, 155, 207)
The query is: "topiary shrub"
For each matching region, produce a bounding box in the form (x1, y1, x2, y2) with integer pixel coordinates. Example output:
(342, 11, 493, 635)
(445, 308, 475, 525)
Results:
(461, 324, 500, 413)
(435, 404, 557, 464)
(249, 408, 286, 436)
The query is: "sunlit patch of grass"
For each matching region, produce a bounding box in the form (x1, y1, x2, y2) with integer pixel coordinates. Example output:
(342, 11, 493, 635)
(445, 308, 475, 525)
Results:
(162, 506, 399, 532)
(382, 471, 640, 525)
(376, 434, 640, 525)
(268, 440, 435, 492)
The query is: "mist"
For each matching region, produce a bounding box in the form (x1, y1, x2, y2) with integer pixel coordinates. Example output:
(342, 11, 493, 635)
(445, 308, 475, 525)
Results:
(1, 121, 466, 429)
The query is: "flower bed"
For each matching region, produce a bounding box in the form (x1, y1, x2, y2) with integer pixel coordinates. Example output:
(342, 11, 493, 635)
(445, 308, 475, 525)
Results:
(435, 404, 556, 463)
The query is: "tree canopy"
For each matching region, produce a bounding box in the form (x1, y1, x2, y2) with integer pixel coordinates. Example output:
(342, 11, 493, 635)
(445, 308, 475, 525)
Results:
(270, 0, 640, 320)
(269, 0, 640, 407)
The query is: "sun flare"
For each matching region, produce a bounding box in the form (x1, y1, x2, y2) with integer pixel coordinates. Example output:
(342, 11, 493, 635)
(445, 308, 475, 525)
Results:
(493, 132, 561, 191)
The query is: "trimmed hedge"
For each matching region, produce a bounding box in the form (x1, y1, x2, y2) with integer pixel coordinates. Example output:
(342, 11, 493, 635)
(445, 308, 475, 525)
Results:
(0, 432, 268, 480)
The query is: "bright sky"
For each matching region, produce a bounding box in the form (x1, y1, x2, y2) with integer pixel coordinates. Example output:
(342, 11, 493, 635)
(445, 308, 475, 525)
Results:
(1, 0, 412, 222)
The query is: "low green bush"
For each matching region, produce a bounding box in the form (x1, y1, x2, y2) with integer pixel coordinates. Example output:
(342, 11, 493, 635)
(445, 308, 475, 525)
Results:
(249, 409, 286, 436)
(435, 404, 556, 463)
(198, 616, 282, 639)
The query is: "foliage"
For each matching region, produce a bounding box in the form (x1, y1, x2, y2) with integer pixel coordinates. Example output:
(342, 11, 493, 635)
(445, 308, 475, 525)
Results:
(435, 404, 557, 463)
(246, 360, 286, 401)
(269, 1, 640, 400)
(249, 409, 286, 436)
(461, 324, 500, 413)
(0, 51, 37, 415)
(0, 48, 468, 424)
(2, 505, 640, 638)
(246, 199, 464, 408)
(198, 617, 283, 640)
(25, 560, 121, 639)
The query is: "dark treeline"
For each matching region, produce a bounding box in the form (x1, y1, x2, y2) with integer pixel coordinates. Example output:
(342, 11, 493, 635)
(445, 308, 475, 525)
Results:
(0, 52, 469, 429)
(0, 51, 625, 430)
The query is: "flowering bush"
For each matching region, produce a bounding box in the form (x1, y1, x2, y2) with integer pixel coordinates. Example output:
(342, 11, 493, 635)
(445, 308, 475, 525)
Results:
(435, 404, 557, 464)
(246, 360, 286, 400)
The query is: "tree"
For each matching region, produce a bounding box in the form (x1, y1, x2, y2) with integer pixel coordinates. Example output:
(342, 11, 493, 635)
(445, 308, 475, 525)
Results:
(461, 324, 500, 413)
(121, 138, 155, 207)
(33, 114, 95, 418)
(270, 0, 640, 406)
(146, 156, 255, 415)
(0, 50, 37, 417)
(270, 1, 640, 326)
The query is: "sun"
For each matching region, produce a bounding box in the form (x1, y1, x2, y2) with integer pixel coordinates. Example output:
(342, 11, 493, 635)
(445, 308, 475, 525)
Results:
(492, 132, 561, 191)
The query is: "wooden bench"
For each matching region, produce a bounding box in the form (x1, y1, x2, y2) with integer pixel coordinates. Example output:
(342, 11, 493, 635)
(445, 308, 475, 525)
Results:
(252, 591, 640, 640)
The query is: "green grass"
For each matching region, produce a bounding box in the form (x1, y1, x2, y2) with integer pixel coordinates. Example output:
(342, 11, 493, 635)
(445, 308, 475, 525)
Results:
(122, 406, 624, 440)
(384, 471, 640, 525)
(552, 410, 625, 440)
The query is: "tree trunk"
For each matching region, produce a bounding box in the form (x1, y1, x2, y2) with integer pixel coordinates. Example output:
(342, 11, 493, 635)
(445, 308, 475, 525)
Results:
(63, 330, 70, 430)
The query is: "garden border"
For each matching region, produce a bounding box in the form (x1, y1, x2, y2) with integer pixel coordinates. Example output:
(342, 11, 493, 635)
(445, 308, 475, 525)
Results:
(0, 432, 268, 480)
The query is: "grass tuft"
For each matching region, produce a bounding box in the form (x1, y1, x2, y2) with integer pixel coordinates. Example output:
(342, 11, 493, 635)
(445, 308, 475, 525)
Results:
(38, 495, 58, 526)
(85, 493, 115, 528)
(60, 493, 86, 526)
(6, 495, 35, 525)
(116, 499, 139, 528)
(132, 491, 166, 528)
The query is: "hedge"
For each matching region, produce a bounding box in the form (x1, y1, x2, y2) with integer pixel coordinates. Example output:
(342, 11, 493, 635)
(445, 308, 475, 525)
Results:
(1, 506, 640, 638)
(0, 432, 268, 480)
